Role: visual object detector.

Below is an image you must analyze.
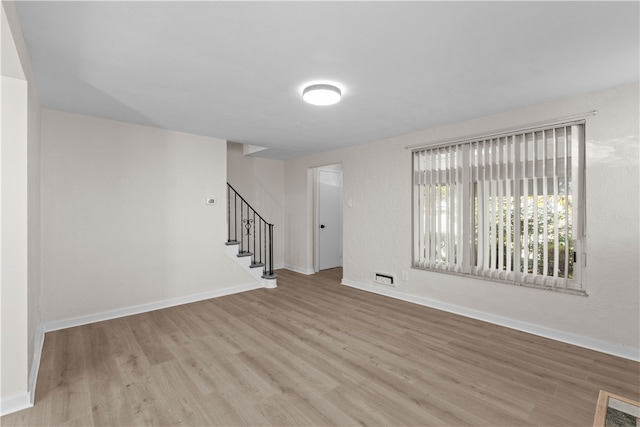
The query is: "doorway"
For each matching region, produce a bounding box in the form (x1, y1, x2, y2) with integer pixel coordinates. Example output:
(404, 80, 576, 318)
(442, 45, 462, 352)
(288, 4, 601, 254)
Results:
(315, 165, 343, 271)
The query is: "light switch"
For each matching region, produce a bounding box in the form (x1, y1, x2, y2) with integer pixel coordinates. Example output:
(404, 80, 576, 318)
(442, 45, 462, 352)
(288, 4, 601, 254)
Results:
(206, 198, 216, 205)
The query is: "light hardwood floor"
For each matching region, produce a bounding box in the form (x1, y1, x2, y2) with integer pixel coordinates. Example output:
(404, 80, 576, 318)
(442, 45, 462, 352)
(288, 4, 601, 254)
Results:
(3, 268, 639, 426)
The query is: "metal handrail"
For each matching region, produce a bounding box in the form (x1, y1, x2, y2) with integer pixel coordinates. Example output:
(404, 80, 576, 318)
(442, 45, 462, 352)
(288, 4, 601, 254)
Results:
(227, 183, 271, 226)
(227, 183, 276, 277)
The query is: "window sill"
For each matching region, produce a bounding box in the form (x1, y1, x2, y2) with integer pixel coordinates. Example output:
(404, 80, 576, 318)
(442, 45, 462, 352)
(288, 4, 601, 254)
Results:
(411, 266, 588, 297)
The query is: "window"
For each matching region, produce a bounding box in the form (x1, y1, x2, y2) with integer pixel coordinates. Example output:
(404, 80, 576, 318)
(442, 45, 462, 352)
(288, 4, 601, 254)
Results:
(412, 122, 585, 292)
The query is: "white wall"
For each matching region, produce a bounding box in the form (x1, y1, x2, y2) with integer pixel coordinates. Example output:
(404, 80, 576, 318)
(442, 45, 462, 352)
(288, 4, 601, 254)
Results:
(284, 83, 640, 359)
(1, 67, 29, 412)
(227, 142, 285, 269)
(41, 110, 254, 324)
(1, 0, 42, 414)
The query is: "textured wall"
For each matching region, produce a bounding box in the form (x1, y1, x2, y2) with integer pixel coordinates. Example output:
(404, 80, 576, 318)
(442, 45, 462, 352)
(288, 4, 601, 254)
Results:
(1, 0, 42, 409)
(284, 83, 640, 356)
(1, 74, 29, 403)
(40, 110, 253, 323)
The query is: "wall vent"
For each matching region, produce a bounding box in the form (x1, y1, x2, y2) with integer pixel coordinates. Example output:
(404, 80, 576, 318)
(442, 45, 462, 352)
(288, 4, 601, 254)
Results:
(374, 273, 395, 287)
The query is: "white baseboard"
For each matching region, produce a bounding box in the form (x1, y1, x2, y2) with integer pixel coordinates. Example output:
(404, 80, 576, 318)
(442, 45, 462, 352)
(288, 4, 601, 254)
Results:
(0, 326, 44, 416)
(341, 278, 640, 362)
(28, 325, 45, 405)
(43, 282, 262, 332)
(0, 393, 32, 417)
(284, 265, 315, 275)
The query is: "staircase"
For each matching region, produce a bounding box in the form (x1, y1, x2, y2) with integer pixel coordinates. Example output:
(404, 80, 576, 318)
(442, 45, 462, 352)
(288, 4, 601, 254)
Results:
(226, 183, 277, 288)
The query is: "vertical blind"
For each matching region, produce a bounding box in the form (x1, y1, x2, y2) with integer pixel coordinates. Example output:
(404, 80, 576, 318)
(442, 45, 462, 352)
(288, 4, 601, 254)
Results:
(413, 123, 584, 290)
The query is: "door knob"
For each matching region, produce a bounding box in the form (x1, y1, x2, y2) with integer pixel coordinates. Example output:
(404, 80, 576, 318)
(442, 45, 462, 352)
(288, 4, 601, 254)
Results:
(320, 224, 326, 229)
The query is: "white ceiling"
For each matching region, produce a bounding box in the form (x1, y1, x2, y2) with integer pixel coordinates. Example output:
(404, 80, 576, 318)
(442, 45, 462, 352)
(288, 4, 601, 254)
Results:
(15, 1, 640, 160)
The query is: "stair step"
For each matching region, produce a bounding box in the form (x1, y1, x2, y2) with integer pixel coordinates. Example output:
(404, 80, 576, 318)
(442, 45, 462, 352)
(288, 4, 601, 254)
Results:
(225, 240, 240, 246)
(237, 251, 253, 258)
(250, 262, 265, 269)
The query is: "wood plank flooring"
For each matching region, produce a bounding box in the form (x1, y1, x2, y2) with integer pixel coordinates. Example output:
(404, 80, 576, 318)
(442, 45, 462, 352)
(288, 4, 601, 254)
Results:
(3, 268, 639, 426)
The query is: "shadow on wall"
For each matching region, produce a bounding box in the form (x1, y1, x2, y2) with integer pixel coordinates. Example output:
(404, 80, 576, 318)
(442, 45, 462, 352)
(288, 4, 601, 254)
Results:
(586, 136, 638, 167)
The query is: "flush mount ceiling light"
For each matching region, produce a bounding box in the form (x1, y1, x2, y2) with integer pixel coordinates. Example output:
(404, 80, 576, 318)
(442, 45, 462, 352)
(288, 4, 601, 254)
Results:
(302, 84, 342, 106)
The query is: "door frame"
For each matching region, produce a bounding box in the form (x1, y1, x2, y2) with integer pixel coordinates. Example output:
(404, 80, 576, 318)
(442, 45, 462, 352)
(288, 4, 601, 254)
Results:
(314, 165, 343, 272)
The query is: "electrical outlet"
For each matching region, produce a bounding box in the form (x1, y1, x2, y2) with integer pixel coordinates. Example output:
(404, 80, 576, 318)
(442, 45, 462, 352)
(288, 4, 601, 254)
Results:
(205, 198, 216, 205)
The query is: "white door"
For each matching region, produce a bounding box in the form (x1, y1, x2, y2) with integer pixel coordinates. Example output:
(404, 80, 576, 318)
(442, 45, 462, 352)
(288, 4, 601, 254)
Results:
(318, 169, 342, 270)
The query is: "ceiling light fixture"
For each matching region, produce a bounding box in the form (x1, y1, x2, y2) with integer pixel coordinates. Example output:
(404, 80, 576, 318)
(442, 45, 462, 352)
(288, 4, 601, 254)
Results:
(302, 84, 342, 106)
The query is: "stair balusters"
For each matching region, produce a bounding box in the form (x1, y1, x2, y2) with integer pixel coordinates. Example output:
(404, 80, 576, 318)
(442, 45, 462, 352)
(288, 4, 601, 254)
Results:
(227, 183, 277, 279)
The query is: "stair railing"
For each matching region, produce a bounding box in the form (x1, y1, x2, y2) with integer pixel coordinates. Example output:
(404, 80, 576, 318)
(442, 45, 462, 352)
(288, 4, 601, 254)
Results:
(227, 183, 276, 279)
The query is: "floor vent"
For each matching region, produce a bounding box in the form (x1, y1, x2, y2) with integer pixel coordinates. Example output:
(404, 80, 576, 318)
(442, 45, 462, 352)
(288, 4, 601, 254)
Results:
(374, 273, 395, 287)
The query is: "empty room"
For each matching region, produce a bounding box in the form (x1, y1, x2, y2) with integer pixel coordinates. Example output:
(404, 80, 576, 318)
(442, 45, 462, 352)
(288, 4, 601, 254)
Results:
(1, 1, 639, 426)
